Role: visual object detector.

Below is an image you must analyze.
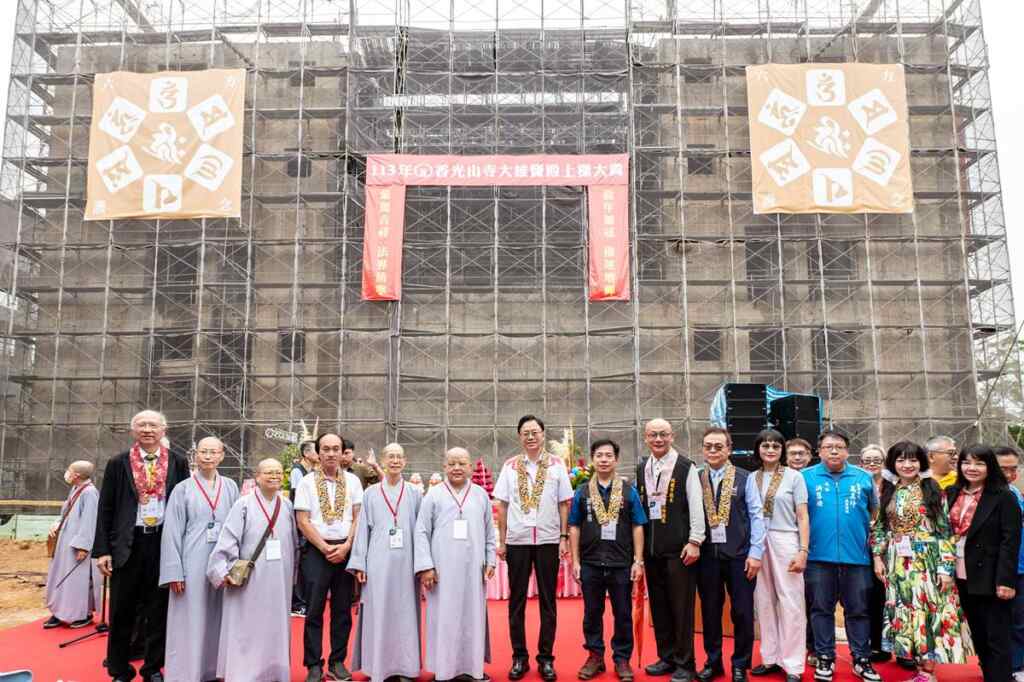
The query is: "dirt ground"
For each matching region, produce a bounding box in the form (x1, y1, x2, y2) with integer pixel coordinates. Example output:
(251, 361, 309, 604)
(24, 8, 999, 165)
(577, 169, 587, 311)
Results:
(0, 538, 51, 629)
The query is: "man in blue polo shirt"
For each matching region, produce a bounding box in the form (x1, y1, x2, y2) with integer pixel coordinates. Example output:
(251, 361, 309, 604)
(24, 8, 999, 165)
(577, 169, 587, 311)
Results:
(802, 430, 879, 682)
(995, 446, 1024, 682)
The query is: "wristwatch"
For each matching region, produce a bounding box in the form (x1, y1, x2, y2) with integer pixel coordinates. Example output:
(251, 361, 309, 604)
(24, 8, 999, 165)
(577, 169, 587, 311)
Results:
(560, 533, 569, 539)
(633, 559, 645, 566)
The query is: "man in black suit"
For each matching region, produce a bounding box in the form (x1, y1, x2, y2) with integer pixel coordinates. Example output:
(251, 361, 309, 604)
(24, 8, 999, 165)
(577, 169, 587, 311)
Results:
(94, 410, 190, 682)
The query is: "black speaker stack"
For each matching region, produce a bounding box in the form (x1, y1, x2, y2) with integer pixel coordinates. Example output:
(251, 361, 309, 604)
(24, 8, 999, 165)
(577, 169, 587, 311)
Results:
(719, 383, 822, 468)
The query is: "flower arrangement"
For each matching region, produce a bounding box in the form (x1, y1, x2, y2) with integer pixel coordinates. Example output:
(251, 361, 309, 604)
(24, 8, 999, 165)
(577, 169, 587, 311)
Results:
(569, 461, 594, 489)
(547, 424, 591, 489)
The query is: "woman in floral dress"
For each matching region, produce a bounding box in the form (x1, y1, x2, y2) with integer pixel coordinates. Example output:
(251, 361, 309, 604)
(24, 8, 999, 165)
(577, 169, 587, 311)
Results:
(871, 441, 971, 682)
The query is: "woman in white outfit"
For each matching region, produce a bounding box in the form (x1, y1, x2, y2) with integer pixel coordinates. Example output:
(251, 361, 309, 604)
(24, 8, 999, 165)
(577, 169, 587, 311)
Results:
(750, 429, 810, 682)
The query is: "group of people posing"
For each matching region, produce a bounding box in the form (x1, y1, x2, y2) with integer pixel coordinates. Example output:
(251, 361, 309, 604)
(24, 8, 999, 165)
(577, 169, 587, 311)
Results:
(41, 409, 1024, 682)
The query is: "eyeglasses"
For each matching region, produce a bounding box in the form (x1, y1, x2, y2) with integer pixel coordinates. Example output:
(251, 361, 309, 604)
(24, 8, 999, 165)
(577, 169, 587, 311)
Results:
(929, 449, 957, 457)
(646, 431, 672, 439)
(760, 443, 782, 451)
(519, 430, 543, 438)
(860, 459, 883, 466)
(703, 443, 728, 452)
(196, 449, 223, 456)
(319, 445, 342, 453)
(821, 444, 848, 452)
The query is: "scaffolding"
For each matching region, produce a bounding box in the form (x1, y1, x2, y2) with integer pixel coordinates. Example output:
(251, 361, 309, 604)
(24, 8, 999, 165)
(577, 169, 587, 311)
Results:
(0, 0, 1020, 499)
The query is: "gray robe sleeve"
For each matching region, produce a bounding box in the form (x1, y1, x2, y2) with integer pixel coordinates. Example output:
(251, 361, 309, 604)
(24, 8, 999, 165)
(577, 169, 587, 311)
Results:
(347, 488, 372, 575)
(158, 483, 189, 586)
(413, 491, 437, 574)
(68, 487, 99, 553)
(207, 497, 245, 588)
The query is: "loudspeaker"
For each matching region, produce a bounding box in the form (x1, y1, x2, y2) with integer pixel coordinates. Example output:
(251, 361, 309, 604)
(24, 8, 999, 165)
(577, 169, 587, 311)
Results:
(723, 383, 768, 452)
(769, 394, 821, 445)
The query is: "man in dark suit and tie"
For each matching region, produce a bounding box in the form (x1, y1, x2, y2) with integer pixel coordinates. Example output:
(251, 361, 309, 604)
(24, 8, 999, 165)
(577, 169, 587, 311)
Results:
(94, 410, 190, 682)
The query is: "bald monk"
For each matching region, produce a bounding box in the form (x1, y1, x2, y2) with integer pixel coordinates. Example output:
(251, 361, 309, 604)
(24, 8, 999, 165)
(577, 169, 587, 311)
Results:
(160, 436, 239, 681)
(44, 460, 102, 629)
(207, 458, 297, 682)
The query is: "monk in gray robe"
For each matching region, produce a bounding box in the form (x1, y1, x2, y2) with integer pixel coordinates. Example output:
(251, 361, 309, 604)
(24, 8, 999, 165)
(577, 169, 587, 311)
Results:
(44, 460, 102, 628)
(415, 447, 497, 681)
(159, 436, 239, 681)
(349, 442, 422, 681)
(207, 458, 297, 682)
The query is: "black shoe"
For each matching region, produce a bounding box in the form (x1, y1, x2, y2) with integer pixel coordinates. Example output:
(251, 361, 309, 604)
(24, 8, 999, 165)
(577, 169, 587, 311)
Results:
(852, 659, 881, 682)
(509, 659, 530, 680)
(540, 661, 557, 681)
(733, 671, 749, 682)
(69, 616, 93, 629)
(868, 652, 891, 664)
(896, 657, 916, 671)
(144, 674, 165, 682)
(697, 666, 725, 682)
(327, 662, 352, 681)
(671, 669, 696, 682)
(42, 615, 61, 629)
(751, 665, 782, 677)
(647, 661, 676, 676)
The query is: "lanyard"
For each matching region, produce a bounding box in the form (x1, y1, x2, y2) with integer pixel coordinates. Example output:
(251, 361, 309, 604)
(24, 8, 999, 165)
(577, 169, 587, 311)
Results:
(193, 474, 222, 520)
(380, 481, 405, 527)
(254, 493, 281, 537)
(444, 482, 472, 517)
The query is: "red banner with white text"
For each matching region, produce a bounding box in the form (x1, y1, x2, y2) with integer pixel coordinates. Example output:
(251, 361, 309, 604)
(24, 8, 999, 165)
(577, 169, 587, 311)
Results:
(361, 154, 629, 301)
(361, 185, 406, 301)
(587, 185, 630, 301)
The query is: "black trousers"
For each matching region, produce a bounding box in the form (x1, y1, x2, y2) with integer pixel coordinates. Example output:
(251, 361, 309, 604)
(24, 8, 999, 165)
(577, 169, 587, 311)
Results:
(580, 564, 634, 663)
(646, 554, 698, 672)
(697, 554, 756, 671)
(107, 528, 169, 680)
(869, 573, 885, 654)
(958, 580, 1014, 682)
(302, 542, 355, 669)
(291, 537, 309, 611)
(507, 543, 560, 663)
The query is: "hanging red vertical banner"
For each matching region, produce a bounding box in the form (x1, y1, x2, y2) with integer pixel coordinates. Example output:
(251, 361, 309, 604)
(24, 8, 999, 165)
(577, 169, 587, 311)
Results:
(587, 184, 630, 301)
(361, 184, 406, 301)
(361, 154, 629, 301)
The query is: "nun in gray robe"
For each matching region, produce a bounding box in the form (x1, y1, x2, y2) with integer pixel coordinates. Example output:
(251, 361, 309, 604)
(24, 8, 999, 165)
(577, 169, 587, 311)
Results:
(348, 476, 423, 680)
(159, 473, 239, 681)
(207, 477, 296, 682)
(414, 470, 496, 681)
(45, 482, 102, 623)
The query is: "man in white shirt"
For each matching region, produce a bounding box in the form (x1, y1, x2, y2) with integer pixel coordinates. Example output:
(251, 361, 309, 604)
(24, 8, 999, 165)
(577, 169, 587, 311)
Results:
(495, 415, 575, 681)
(295, 432, 364, 682)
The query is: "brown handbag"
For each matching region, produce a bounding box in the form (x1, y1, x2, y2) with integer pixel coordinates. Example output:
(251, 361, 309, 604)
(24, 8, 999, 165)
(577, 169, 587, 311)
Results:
(226, 496, 280, 588)
(47, 484, 88, 558)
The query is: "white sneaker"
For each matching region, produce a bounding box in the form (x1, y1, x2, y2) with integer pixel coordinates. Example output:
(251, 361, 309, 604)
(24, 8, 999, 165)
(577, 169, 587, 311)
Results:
(1012, 672, 1024, 682)
(813, 658, 834, 682)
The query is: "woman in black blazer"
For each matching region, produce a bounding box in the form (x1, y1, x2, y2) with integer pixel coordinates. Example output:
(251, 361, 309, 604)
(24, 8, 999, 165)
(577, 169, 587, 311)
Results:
(947, 444, 1023, 682)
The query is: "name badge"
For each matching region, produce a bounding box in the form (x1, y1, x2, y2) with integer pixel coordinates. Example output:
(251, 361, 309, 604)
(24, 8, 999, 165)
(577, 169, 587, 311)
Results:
(140, 498, 163, 525)
(896, 535, 913, 558)
(206, 522, 220, 543)
(521, 511, 538, 528)
(453, 519, 469, 540)
(710, 524, 727, 544)
(600, 522, 617, 541)
(389, 527, 404, 549)
(648, 499, 663, 520)
(265, 538, 282, 562)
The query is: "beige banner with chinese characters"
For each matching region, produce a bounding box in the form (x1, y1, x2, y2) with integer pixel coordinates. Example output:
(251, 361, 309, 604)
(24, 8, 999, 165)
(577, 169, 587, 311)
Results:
(746, 63, 913, 214)
(85, 68, 245, 220)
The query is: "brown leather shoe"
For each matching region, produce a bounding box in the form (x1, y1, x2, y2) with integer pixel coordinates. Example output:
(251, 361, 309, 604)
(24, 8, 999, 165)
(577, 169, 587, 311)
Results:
(615, 660, 635, 681)
(578, 653, 606, 680)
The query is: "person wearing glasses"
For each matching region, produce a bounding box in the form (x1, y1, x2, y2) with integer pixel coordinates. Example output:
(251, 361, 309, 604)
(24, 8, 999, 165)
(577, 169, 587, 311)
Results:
(926, 436, 959, 490)
(635, 418, 706, 682)
(802, 430, 881, 682)
(694, 427, 765, 682)
(750, 429, 809, 682)
(993, 446, 1024, 682)
(494, 415, 574, 681)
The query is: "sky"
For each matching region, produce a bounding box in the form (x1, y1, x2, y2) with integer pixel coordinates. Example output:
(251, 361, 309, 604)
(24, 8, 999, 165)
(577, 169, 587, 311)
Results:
(0, 2, 1019, 307)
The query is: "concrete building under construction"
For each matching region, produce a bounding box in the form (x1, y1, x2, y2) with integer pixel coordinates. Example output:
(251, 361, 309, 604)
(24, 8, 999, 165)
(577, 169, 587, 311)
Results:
(0, 0, 1019, 498)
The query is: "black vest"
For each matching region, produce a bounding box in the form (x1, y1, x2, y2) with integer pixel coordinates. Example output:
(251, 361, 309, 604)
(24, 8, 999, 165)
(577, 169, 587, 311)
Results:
(579, 480, 636, 569)
(701, 466, 752, 560)
(636, 453, 695, 559)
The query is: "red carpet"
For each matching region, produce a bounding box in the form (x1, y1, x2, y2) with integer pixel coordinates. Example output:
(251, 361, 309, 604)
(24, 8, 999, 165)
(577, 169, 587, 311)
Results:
(0, 599, 981, 681)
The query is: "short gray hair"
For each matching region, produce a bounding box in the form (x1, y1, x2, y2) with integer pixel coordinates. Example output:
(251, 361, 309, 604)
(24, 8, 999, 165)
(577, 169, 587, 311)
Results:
(130, 410, 167, 429)
(925, 435, 955, 453)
